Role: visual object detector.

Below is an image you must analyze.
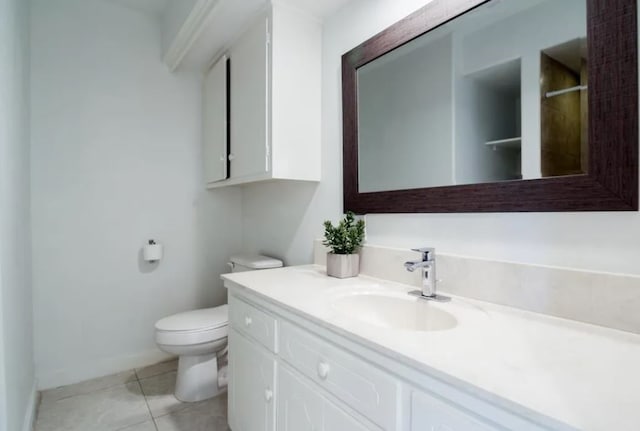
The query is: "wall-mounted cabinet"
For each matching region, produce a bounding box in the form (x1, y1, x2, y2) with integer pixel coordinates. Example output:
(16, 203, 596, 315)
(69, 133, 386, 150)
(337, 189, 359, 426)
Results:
(203, 55, 229, 185)
(162, 0, 265, 73)
(206, 3, 322, 188)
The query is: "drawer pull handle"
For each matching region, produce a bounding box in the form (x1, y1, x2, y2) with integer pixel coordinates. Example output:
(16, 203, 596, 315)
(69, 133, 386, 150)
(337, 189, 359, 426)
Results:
(244, 316, 252, 327)
(264, 388, 273, 402)
(317, 361, 330, 380)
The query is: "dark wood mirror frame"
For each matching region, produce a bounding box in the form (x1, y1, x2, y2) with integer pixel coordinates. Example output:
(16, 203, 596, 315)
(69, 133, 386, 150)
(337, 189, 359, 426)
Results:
(342, 0, 638, 213)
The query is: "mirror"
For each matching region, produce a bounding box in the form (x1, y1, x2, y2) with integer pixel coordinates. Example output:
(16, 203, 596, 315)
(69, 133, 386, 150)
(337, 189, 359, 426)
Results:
(357, 0, 588, 193)
(342, 0, 637, 213)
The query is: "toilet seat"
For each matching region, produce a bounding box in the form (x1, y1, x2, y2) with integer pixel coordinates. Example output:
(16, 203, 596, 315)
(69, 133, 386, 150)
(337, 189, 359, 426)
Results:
(155, 305, 229, 346)
(156, 325, 228, 346)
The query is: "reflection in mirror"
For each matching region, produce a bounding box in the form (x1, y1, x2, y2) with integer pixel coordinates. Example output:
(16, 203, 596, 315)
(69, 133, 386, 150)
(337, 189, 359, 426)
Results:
(357, 0, 587, 194)
(541, 38, 588, 177)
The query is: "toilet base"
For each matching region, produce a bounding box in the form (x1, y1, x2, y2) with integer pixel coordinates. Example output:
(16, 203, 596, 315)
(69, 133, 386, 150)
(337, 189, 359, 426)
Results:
(175, 353, 224, 402)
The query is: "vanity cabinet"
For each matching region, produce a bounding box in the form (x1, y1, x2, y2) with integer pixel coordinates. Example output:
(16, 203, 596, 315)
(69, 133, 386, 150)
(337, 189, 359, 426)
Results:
(207, 3, 322, 188)
(228, 328, 276, 431)
(278, 320, 398, 430)
(410, 390, 502, 431)
(227, 289, 562, 431)
(278, 365, 372, 431)
(229, 290, 277, 352)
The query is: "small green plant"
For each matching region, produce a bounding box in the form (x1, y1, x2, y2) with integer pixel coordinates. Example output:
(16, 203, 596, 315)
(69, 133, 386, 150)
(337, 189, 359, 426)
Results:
(323, 212, 365, 255)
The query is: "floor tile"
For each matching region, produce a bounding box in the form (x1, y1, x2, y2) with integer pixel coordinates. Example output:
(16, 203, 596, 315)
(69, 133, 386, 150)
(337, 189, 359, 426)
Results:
(35, 382, 152, 431)
(116, 420, 157, 431)
(155, 393, 228, 431)
(135, 359, 178, 380)
(41, 370, 137, 404)
(139, 371, 189, 418)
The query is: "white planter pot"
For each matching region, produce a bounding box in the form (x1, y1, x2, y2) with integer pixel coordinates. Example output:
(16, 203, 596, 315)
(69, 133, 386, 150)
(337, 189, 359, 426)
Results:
(326, 253, 360, 278)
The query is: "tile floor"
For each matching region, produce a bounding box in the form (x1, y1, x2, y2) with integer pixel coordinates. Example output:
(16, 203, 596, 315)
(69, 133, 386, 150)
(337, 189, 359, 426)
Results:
(35, 359, 229, 431)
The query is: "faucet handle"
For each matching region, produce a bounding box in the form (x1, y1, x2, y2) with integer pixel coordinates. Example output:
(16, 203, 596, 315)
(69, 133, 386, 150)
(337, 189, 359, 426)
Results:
(412, 247, 435, 261)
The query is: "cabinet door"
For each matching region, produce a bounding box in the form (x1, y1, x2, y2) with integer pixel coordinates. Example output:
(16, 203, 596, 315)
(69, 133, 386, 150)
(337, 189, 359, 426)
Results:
(277, 365, 323, 431)
(229, 15, 269, 179)
(228, 328, 276, 431)
(278, 365, 372, 431)
(203, 55, 229, 183)
(410, 390, 502, 431)
(279, 320, 398, 430)
(324, 399, 372, 431)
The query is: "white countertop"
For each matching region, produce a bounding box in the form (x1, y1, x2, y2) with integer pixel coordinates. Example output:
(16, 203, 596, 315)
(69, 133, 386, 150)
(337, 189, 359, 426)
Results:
(222, 265, 640, 431)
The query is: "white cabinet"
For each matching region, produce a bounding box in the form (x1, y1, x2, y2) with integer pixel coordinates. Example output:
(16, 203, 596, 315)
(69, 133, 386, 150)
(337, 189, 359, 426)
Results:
(410, 390, 502, 431)
(229, 294, 277, 352)
(228, 328, 276, 431)
(279, 320, 398, 430)
(277, 365, 372, 431)
(208, 3, 322, 188)
(277, 365, 323, 431)
(229, 295, 396, 431)
(203, 55, 229, 184)
(228, 16, 269, 180)
(324, 401, 373, 431)
(227, 289, 560, 431)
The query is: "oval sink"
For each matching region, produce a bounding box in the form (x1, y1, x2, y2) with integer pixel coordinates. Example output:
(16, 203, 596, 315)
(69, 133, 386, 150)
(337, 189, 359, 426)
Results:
(331, 292, 457, 332)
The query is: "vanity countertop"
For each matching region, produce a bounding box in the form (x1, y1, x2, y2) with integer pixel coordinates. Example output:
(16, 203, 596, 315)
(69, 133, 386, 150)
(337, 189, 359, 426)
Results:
(222, 265, 640, 431)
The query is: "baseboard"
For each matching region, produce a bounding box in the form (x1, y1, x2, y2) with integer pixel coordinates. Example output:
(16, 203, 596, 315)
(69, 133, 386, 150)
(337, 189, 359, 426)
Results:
(37, 349, 172, 390)
(22, 383, 38, 431)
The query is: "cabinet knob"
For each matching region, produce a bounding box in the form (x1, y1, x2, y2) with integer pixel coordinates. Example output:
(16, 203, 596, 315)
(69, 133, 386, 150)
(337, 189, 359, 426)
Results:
(264, 388, 273, 402)
(317, 361, 330, 380)
(228, 153, 236, 161)
(219, 155, 226, 162)
(244, 316, 252, 327)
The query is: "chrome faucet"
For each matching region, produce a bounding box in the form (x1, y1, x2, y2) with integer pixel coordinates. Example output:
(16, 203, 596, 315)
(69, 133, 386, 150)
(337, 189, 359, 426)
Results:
(404, 247, 450, 302)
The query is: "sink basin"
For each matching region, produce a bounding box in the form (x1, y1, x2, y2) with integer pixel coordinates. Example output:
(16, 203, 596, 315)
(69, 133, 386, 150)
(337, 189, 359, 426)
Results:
(331, 292, 457, 332)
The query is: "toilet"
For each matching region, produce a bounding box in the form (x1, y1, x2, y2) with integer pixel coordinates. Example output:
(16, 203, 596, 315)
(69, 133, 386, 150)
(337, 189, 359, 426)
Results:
(154, 254, 283, 402)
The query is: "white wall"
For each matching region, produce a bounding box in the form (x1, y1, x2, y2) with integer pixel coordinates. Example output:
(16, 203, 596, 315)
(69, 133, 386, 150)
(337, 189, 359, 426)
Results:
(0, 273, 5, 431)
(242, 0, 433, 264)
(0, 0, 35, 428)
(31, 0, 243, 389)
(242, 0, 640, 277)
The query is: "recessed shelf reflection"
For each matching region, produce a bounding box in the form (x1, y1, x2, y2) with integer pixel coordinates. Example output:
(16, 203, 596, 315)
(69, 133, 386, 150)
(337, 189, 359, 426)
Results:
(485, 137, 521, 151)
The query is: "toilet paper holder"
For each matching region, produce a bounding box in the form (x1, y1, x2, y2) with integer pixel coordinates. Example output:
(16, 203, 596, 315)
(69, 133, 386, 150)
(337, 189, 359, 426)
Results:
(143, 239, 163, 263)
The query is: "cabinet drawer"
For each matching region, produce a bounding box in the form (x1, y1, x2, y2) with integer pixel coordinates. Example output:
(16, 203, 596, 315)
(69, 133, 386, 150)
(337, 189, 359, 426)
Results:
(229, 294, 277, 352)
(279, 320, 398, 430)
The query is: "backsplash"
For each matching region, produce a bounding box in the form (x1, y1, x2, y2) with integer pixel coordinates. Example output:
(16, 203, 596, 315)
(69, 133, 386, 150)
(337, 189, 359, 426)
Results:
(314, 240, 640, 335)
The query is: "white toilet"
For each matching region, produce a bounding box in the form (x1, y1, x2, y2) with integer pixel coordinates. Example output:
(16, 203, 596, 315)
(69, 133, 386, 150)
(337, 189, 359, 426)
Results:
(154, 254, 283, 402)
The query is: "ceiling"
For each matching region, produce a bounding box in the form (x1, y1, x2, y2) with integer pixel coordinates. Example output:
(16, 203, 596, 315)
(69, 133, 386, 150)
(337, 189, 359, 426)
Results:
(284, 0, 353, 19)
(105, 0, 171, 16)
(106, 0, 352, 20)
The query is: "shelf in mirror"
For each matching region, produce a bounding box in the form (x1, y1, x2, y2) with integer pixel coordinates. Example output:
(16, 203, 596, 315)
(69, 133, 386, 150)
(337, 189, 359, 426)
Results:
(485, 137, 521, 150)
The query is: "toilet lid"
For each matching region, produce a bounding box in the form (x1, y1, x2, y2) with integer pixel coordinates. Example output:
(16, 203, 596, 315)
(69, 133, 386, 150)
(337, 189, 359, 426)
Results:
(229, 254, 283, 269)
(155, 305, 228, 332)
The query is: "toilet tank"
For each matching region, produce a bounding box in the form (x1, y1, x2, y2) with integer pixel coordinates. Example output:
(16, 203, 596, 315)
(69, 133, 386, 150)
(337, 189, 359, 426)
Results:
(228, 254, 283, 273)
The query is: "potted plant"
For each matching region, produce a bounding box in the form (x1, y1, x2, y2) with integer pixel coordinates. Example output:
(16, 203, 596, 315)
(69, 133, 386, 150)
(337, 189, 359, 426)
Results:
(323, 212, 365, 278)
